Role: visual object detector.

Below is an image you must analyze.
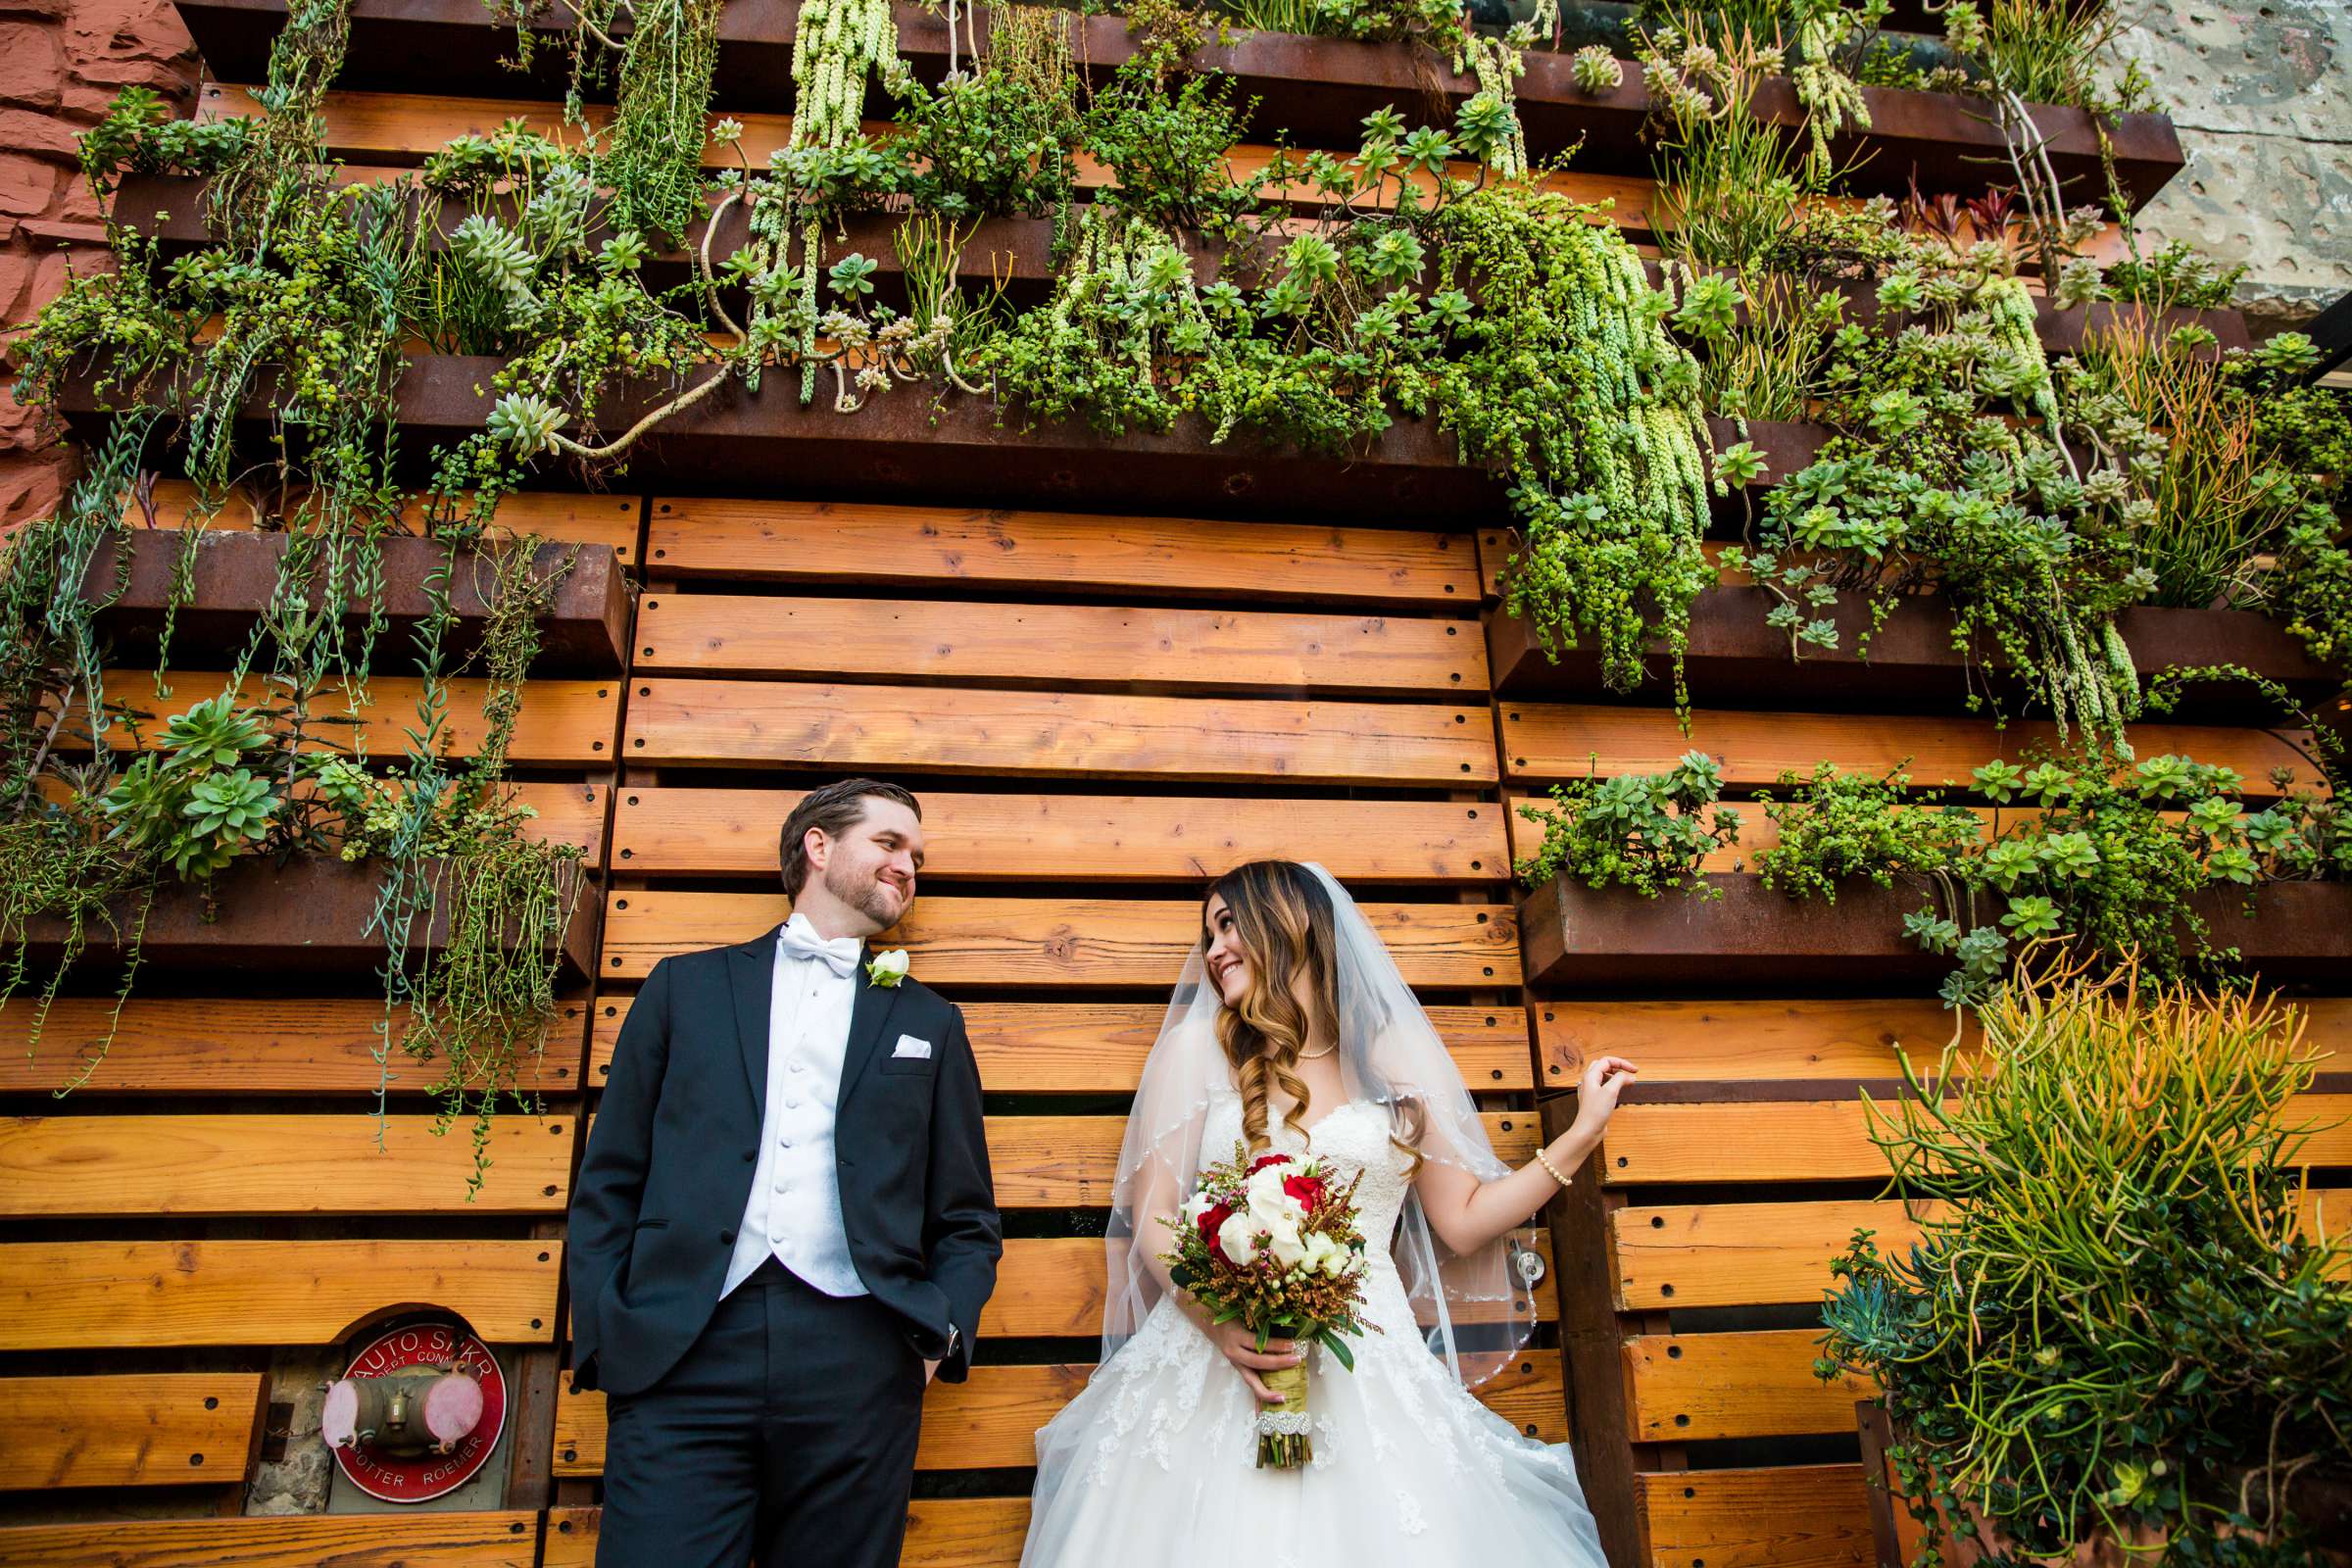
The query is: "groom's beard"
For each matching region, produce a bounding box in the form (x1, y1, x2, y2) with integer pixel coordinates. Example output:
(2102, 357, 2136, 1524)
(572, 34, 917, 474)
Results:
(825, 859, 907, 930)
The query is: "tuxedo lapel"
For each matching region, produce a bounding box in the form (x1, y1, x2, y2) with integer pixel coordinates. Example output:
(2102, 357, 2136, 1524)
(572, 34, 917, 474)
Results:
(835, 963, 900, 1115)
(730, 929, 779, 1107)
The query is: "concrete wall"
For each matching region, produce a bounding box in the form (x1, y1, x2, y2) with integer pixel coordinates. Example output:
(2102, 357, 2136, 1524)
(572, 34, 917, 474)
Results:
(2122, 0, 2352, 328)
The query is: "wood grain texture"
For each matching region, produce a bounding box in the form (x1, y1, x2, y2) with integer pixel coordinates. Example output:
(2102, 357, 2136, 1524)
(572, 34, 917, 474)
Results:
(1635, 1464, 1875, 1568)
(1499, 704, 2322, 794)
(580, 1108, 1535, 1208)
(622, 679, 1497, 784)
(975, 1233, 1554, 1334)
(643, 497, 1480, 605)
(0, 1511, 540, 1565)
(0, 1114, 576, 1215)
(553, 1349, 1567, 1475)
(0, 995, 589, 1095)
(991, 1113, 1540, 1207)
(591, 995, 1535, 1092)
(132, 479, 640, 564)
(1598, 1096, 2352, 1185)
(0, 1240, 562, 1348)
(632, 594, 1486, 694)
(610, 788, 1507, 884)
(82, 671, 621, 764)
(1623, 1329, 1876, 1442)
(1534, 998, 1969, 1087)
(0, 1372, 266, 1490)
(1611, 1188, 2347, 1309)
(598, 893, 1521, 987)
(543, 1499, 1054, 1568)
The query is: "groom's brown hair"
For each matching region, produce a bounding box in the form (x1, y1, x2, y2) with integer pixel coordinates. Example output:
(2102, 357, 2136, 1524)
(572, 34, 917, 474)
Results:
(778, 778, 922, 896)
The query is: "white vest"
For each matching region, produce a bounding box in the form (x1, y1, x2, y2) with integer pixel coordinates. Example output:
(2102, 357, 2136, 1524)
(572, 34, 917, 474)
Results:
(719, 916, 868, 1299)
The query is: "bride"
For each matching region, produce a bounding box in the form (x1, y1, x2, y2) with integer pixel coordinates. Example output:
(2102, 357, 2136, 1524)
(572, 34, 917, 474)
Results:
(1021, 860, 1635, 1565)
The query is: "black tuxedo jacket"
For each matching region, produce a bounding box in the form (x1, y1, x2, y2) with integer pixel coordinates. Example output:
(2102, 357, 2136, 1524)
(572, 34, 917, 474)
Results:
(565, 928, 1001, 1398)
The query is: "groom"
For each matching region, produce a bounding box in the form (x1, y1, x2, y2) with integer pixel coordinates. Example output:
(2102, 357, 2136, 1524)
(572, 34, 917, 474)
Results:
(567, 777, 1001, 1568)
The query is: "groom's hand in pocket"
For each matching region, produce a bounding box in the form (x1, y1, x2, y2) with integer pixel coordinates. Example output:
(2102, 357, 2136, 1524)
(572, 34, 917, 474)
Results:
(1207, 1319, 1303, 1403)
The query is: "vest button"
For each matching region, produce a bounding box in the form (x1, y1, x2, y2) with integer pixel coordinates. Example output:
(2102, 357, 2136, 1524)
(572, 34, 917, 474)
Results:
(719, 1229, 735, 1245)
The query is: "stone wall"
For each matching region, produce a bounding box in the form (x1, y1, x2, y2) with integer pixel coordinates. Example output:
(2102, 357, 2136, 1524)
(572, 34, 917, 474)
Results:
(0, 0, 195, 530)
(2123, 0, 2352, 329)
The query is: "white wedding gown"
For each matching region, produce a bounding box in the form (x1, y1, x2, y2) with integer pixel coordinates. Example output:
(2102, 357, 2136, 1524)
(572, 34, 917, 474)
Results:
(1021, 1094, 1611, 1567)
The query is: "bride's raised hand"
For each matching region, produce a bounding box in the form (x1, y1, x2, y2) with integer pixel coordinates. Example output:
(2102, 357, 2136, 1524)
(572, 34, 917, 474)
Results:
(1204, 1317, 1303, 1404)
(1568, 1054, 1639, 1140)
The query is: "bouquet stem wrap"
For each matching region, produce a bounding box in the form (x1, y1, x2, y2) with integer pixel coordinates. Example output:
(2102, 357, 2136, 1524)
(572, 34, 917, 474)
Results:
(1255, 1362, 1314, 1468)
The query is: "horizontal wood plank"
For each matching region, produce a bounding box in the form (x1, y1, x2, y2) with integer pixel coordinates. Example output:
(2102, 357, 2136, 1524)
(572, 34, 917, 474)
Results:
(0, 996, 590, 1096)
(1624, 1329, 1874, 1443)
(633, 594, 1485, 694)
(544, 1501, 1024, 1568)
(599, 894, 1520, 987)
(0, 1372, 266, 1490)
(1535, 999, 1969, 1088)
(644, 498, 1480, 605)
(1610, 1199, 1941, 1311)
(1499, 704, 2323, 795)
(0, 1511, 540, 1565)
(580, 1112, 1536, 1209)
(0, 1115, 576, 1216)
(980, 1233, 1554, 1334)
(83, 671, 620, 765)
(592, 995, 1534, 1092)
(1612, 1187, 2347, 1310)
(1598, 1096, 2352, 1185)
(611, 788, 1507, 885)
(553, 1348, 1566, 1475)
(134, 479, 640, 566)
(0, 1240, 562, 1348)
(623, 679, 1497, 784)
(1635, 1464, 1875, 1568)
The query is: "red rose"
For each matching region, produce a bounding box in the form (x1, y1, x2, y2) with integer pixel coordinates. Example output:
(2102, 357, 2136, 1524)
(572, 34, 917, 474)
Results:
(1282, 1173, 1327, 1208)
(1248, 1153, 1293, 1174)
(1198, 1202, 1235, 1261)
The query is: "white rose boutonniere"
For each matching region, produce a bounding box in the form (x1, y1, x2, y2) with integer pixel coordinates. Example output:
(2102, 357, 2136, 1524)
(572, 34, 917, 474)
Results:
(865, 949, 910, 988)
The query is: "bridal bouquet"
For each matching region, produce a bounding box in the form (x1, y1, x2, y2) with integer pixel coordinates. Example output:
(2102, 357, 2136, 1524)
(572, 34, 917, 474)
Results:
(1162, 1143, 1377, 1468)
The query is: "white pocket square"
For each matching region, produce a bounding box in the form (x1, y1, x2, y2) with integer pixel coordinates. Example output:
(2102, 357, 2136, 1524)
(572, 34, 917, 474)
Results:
(892, 1035, 933, 1059)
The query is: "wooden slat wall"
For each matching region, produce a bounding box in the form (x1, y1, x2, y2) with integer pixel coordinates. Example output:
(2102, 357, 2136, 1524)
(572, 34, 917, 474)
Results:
(554, 492, 1545, 1547)
(0, 504, 632, 1538)
(22, 32, 2322, 1568)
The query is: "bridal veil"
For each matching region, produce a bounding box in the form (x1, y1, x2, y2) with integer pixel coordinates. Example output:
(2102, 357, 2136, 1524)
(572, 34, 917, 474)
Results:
(1099, 862, 1543, 1387)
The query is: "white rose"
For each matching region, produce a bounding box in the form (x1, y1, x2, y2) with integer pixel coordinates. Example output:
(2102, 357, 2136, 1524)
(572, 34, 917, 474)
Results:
(1299, 1231, 1344, 1276)
(1178, 1191, 1212, 1227)
(866, 949, 910, 987)
(1215, 1210, 1263, 1266)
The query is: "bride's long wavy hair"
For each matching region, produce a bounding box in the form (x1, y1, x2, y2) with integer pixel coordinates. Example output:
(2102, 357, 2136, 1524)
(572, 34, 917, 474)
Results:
(1204, 860, 1422, 1171)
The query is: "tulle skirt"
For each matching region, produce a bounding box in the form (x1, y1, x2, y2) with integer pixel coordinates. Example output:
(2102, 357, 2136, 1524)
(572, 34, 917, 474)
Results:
(1020, 1275, 1610, 1568)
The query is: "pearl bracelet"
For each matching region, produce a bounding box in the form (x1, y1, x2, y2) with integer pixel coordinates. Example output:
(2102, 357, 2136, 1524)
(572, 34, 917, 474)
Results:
(1533, 1146, 1572, 1188)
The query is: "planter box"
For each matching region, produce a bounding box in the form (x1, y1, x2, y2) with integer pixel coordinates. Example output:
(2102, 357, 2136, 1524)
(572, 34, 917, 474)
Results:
(1519, 875, 2352, 990)
(167, 0, 2184, 208)
(60, 357, 1824, 524)
(1488, 593, 2339, 710)
(74, 528, 630, 675)
(15, 855, 599, 983)
(119, 177, 2249, 355)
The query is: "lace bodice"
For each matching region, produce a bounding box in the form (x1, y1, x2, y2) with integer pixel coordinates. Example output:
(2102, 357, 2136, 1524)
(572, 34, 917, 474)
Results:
(1198, 1093, 1416, 1260)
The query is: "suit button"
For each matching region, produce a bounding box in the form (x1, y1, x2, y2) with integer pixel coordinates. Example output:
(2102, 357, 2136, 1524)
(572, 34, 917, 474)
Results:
(742, 1151, 755, 1163)
(719, 1229, 735, 1245)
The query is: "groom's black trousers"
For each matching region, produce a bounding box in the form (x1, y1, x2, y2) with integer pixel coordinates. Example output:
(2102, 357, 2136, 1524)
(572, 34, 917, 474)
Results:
(595, 1256, 927, 1568)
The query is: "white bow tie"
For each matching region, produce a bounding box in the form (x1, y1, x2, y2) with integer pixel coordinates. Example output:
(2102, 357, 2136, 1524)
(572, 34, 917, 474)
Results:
(776, 917, 862, 978)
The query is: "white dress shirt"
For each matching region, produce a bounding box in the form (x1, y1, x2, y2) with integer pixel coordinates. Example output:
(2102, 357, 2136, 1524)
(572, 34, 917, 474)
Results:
(719, 913, 869, 1299)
